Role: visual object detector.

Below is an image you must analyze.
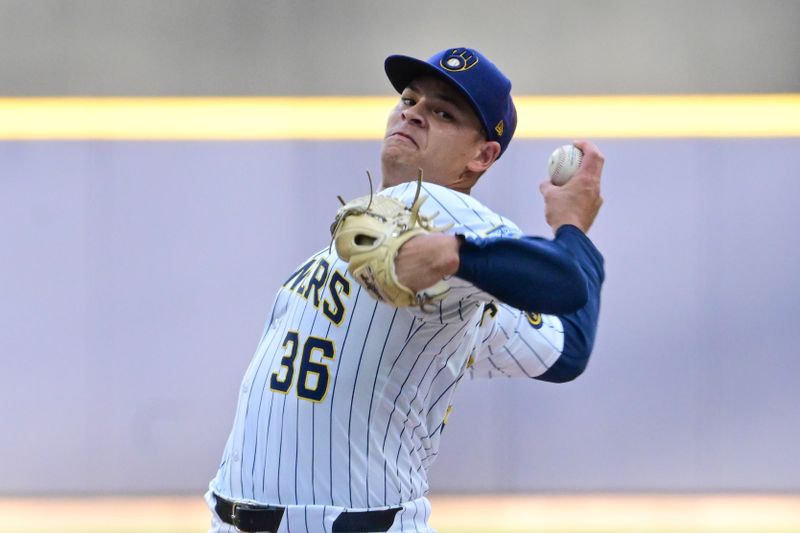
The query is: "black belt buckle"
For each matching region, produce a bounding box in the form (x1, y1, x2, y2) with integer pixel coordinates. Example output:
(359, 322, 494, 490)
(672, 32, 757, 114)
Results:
(215, 494, 284, 533)
(230, 501, 252, 531)
(233, 502, 284, 533)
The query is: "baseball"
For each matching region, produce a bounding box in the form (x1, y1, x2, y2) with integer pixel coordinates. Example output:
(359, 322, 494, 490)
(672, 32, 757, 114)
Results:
(547, 144, 584, 186)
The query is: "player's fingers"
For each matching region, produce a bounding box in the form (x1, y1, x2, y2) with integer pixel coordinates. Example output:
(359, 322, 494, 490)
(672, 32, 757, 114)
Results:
(573, 140, 605, 178)
(539, 180, 555, 196)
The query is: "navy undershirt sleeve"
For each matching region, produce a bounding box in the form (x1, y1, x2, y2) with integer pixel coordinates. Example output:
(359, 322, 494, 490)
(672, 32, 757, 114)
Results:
(536, 225, 604, 383)
(455, 224, 605, 383)
(455, 225, 600, 315)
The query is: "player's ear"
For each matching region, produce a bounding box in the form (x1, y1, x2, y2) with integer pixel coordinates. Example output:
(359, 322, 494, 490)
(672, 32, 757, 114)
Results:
(466, 141, 501, 174)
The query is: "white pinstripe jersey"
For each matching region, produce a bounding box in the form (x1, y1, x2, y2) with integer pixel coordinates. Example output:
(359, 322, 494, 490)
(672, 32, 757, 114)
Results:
(209, 181, 566, 532)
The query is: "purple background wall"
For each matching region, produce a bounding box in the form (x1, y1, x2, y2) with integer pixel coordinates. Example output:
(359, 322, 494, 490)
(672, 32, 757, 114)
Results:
(2, 139, 799, 494)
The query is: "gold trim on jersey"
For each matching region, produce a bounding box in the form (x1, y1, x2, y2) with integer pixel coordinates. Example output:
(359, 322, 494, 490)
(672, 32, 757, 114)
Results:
(479, 303, 498, 327)
(442, 405, 454, 426)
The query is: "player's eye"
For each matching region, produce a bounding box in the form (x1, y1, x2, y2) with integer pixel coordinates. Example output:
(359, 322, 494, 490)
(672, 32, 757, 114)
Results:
(400, 96, 416, 107)
(434, 109, 454, 121)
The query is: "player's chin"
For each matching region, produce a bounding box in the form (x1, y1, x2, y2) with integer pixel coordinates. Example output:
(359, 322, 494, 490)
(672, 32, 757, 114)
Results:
(381, 143, 418, 166)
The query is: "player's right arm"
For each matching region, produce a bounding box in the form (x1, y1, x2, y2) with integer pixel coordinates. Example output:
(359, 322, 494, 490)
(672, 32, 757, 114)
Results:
(469, 228, 604, 382)
(397, 228, 593, 315)
(463, 141, 605, 380)
(455, 226, 597, 314)
(396, 140, 604, 316)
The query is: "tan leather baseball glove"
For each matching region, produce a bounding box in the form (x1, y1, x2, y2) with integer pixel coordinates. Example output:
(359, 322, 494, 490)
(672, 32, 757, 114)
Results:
(330, 173, 451, 309)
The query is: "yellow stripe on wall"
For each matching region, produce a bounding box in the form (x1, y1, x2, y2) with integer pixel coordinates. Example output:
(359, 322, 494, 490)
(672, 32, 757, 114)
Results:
(0, 95, 798, 140)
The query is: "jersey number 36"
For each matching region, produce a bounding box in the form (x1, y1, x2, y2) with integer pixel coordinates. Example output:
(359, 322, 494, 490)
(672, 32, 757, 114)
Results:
(269, 331, 335, 403)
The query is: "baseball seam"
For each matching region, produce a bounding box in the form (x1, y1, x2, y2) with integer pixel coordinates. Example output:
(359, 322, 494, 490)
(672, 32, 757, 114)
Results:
(552, 150, 567, 182)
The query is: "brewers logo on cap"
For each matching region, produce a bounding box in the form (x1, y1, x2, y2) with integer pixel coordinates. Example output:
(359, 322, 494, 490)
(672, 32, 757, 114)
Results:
(440, 48, 479, 72)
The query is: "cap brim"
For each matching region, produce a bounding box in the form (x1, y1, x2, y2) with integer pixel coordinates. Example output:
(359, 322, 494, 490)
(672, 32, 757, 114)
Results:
(385, 55, 451, 94)
(384, 54, 489, 134)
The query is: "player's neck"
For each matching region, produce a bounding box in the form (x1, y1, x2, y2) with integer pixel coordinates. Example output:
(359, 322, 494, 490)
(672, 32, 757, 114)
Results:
(381, 165, 474, 195)
(380, 160, 416, 190)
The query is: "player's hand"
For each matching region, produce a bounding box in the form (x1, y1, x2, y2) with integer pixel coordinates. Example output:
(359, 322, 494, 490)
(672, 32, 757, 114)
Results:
(395, 233, 460, 293)
(539, 140, 604, 234)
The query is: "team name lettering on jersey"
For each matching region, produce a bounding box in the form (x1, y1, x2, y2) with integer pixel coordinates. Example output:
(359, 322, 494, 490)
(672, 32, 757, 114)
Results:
(284, 257, 351, 326)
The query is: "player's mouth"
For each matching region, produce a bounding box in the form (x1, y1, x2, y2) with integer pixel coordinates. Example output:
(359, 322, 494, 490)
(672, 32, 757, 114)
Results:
(388, 131, 419, 148)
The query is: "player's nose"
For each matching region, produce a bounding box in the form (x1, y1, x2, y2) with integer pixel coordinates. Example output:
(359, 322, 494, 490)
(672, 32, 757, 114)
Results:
(400, 101, 426, 128)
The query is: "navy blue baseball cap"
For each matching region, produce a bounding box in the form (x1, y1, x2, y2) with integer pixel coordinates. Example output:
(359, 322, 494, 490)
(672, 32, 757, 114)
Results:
(384, 47, 517, 157)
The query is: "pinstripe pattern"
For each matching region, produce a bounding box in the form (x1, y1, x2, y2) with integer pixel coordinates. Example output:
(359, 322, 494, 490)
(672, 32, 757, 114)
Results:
(469, 304, 564, 379)
(208, 182, 564, 532)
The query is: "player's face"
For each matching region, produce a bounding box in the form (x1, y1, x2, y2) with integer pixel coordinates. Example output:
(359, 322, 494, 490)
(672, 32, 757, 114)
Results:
(381, 76, 491, 190)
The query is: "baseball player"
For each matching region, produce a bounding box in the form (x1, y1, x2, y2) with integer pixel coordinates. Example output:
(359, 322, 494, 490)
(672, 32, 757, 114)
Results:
(207, 47, 604, 533)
